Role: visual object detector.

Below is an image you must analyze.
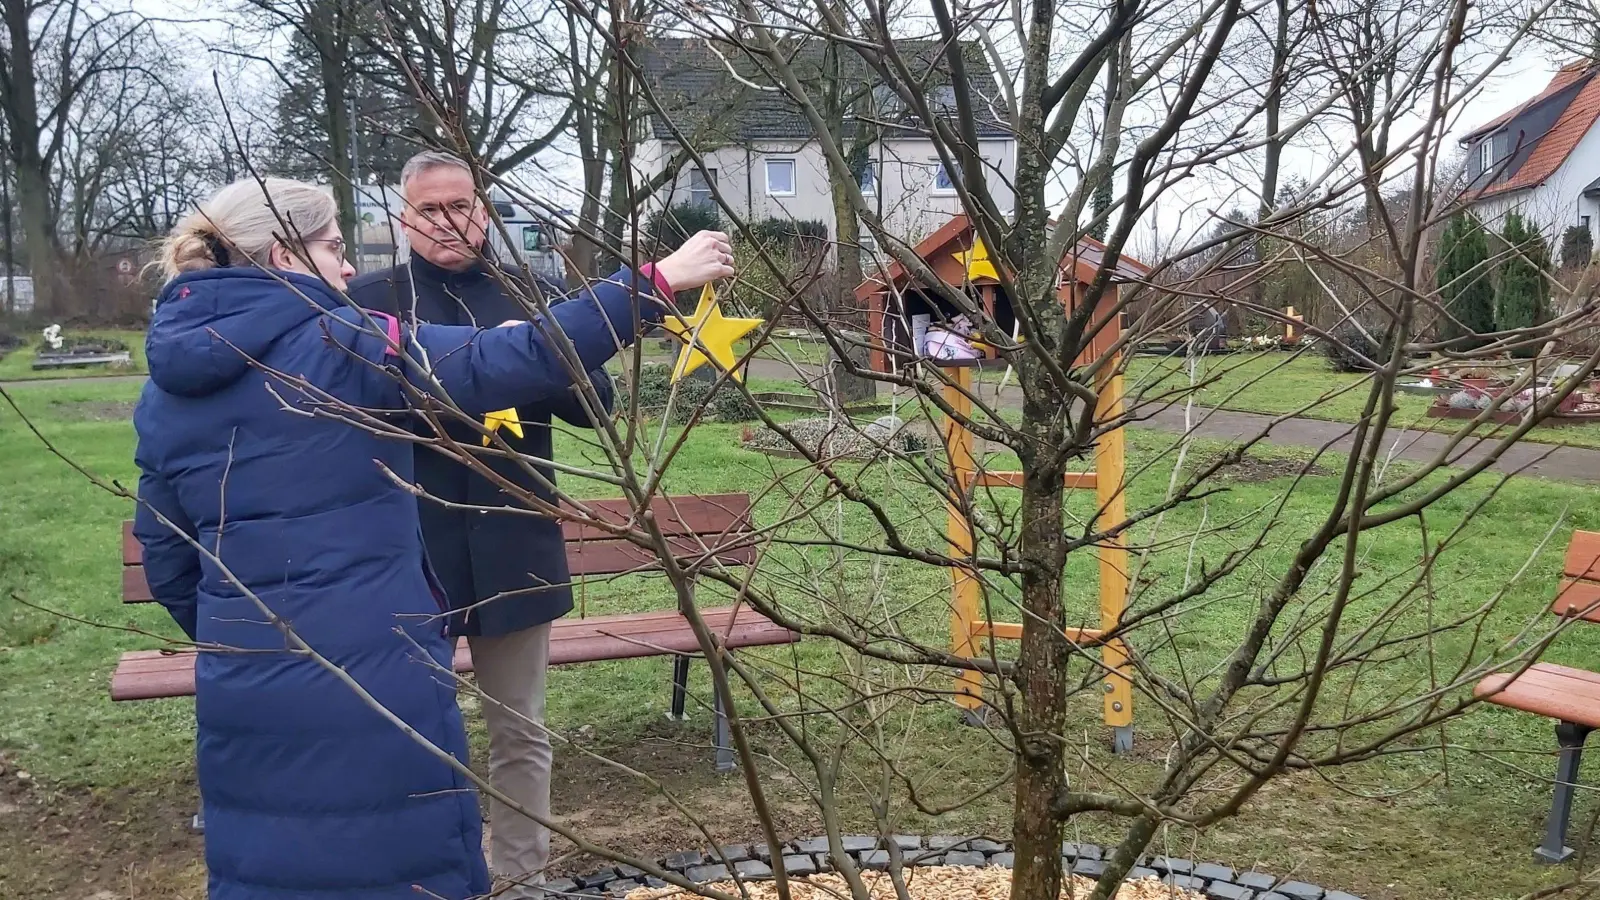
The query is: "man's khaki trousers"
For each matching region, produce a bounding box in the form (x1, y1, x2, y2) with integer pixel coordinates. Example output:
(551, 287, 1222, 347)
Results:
(468, 624, 553, 898)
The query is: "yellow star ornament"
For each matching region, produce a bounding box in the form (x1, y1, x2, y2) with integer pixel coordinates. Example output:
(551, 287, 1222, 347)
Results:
(482, 408, 524, 445)
(660, 284, 763, 383)
(953, 237, 1001, 282)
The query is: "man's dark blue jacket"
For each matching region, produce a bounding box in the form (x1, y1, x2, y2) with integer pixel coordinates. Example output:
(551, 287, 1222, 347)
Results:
(133, 265, 655, 899)
(347, 255, 612, 636)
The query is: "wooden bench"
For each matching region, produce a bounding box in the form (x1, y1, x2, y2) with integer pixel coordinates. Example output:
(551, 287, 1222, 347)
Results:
(1475, 529, 1600, 863)
(114, 493, 797, 777)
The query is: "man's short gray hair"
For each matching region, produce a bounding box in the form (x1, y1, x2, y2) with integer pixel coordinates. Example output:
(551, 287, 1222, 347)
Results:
(400, 150, 472, 190)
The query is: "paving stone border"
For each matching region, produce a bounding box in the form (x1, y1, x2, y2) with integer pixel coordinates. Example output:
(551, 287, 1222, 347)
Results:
(546, 836, 1363, 900)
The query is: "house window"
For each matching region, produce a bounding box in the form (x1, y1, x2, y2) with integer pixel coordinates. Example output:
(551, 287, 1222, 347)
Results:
(765, 159, 796, 196)
(933, 159, 961, 194)
(1479, 139, 1494, 177)
(689, 167, 717, 209)
(872, 84, 904, 118)
(859, 162, 877, 195)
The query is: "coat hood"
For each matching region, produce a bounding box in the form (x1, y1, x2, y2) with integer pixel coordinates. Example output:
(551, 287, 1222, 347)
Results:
(146, 268, 343, 398)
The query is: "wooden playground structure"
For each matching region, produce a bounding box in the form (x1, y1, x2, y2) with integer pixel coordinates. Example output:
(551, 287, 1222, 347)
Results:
(855, 215, 1151, 752)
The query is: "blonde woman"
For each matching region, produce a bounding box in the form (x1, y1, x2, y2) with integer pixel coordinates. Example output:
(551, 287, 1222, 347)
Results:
(133, 176, 732, 899)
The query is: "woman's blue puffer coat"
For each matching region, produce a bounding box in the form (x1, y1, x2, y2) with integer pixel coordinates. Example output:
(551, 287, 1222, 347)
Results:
(131, 266, 657, 899)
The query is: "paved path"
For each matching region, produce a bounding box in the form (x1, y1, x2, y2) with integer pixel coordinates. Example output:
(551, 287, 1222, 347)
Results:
(1134, 403, 1600, 484)
(737, 357, 1600, 485)
(0, 374, 148, 389)
(7, 360, 1600, 484)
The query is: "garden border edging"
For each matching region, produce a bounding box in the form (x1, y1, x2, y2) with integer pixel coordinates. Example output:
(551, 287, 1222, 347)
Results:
(545, 835, 1364, 900)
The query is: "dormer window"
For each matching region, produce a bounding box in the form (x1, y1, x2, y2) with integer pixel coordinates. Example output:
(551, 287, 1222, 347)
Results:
(1479, 138, 1494, 176)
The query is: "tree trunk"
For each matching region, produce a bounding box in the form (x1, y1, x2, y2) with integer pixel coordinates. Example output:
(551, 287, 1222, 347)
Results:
(2, 0, 62, 314)
(315, 4, 358, 254)
(1, 162, 15, 313)
(1089, 52, 1118, 241)
(1012, 431, 1069, 897)
(1009, 4, 1069, 899)
(1260, 0, 1288, 220)
(826, 158, 876, 404)
(820, 31, 876, 404)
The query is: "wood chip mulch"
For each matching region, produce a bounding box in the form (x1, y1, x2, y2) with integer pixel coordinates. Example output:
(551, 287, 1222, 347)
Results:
(624, 865, 1206, 900)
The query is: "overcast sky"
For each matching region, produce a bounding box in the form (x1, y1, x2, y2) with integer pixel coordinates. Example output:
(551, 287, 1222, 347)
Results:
(142, 1, 1565, 259)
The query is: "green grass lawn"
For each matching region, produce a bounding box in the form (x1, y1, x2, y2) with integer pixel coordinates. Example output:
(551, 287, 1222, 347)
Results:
(1127, 349, 1600, 449)
(0, 328, 147, 381)
(2, 378, 1599, 899)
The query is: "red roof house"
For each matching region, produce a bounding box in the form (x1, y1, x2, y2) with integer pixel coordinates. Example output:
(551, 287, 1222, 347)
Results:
(1461, 61, 1600, 256)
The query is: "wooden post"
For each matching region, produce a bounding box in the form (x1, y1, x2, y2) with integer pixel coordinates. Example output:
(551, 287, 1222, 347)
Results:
(1095, 364, 1134, 753)
(942, 364, 984, 716)
(1285, 306, 1301, 344)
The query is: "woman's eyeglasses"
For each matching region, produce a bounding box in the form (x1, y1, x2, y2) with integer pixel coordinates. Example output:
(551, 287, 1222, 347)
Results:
(304, 238, 348, 258)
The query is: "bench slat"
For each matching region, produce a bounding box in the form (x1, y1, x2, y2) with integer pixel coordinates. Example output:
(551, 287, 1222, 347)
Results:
(121, 494, 758, 602)
(1476, 662, 1600, 730)
(567, 539, 755, 578)
(561, 494, 751, 543)
(120, 539, 759, 604)
(1565, 530, 1600, 582)
(120, 495, 755, 568)
(122, 520, 140, 566)
(1553, 579, 1600, 623)
(123, 566, 152, 604)
(110, 605, 798, 701)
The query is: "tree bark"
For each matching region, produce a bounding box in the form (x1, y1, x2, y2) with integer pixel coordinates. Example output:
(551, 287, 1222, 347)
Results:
(1, 164, 14, 312)
(820, 29, 876, 403)
(314, 0, 358, 253)
(2, 0, 62, 314)
(1260, 0, 1289, 220)
(1009, 2, 1069, 898)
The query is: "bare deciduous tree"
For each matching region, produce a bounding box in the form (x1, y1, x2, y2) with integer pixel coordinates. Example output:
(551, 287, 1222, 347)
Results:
(45, 1, 1600, 899)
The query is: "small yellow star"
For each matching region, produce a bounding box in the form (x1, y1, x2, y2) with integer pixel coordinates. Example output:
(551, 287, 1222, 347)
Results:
(953, 237, 1001, 282)
(482, 408, 524, 445)
(660, 284, 763, 382)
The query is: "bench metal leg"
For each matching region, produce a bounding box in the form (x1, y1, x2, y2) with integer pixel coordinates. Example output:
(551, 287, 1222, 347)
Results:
(712, 677, 734, 774)
(1537, 720, 1592, 864)
(669, 655, 691, 721)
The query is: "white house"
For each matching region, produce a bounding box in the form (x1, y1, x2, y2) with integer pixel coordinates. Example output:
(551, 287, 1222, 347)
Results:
(633, 38, 1016, 247)
(1461, 60, 1600, 255)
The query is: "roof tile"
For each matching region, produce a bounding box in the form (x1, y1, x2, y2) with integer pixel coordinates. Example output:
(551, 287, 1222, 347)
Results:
(639, 38, 1011, 142)
(1479, 67, 1600, 197)
(1465, 60, 1593, 140)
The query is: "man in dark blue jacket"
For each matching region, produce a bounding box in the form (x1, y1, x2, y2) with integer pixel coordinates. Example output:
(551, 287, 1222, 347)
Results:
(347, 151, 609, 898)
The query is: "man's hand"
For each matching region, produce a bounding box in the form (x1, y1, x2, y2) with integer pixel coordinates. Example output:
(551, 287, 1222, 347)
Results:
(654, 231, 735, 292)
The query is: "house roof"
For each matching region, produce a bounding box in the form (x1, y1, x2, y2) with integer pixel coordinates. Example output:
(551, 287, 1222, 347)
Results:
(637, 37, 1013, 144)
(853, 214, 1151, 302)
(1468, 62, 1600, 199)
(1462, 61, 1594, 142)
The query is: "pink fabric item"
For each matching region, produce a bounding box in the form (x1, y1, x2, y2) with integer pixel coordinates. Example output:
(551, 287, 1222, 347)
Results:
(638, 262, 675, 299)
(362, 309, 402, 357)
(924, 329, 980, 360)
(924, 316, 981, 360)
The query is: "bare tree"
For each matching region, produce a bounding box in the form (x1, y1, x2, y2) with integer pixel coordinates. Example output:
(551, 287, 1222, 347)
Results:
(0, 0, 161, 313)
(56, 42, 206, 255)
(59, 2, 1600, 900)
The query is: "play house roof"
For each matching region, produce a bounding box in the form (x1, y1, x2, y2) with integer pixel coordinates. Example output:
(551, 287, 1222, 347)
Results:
(853, 215, 1153, 301)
